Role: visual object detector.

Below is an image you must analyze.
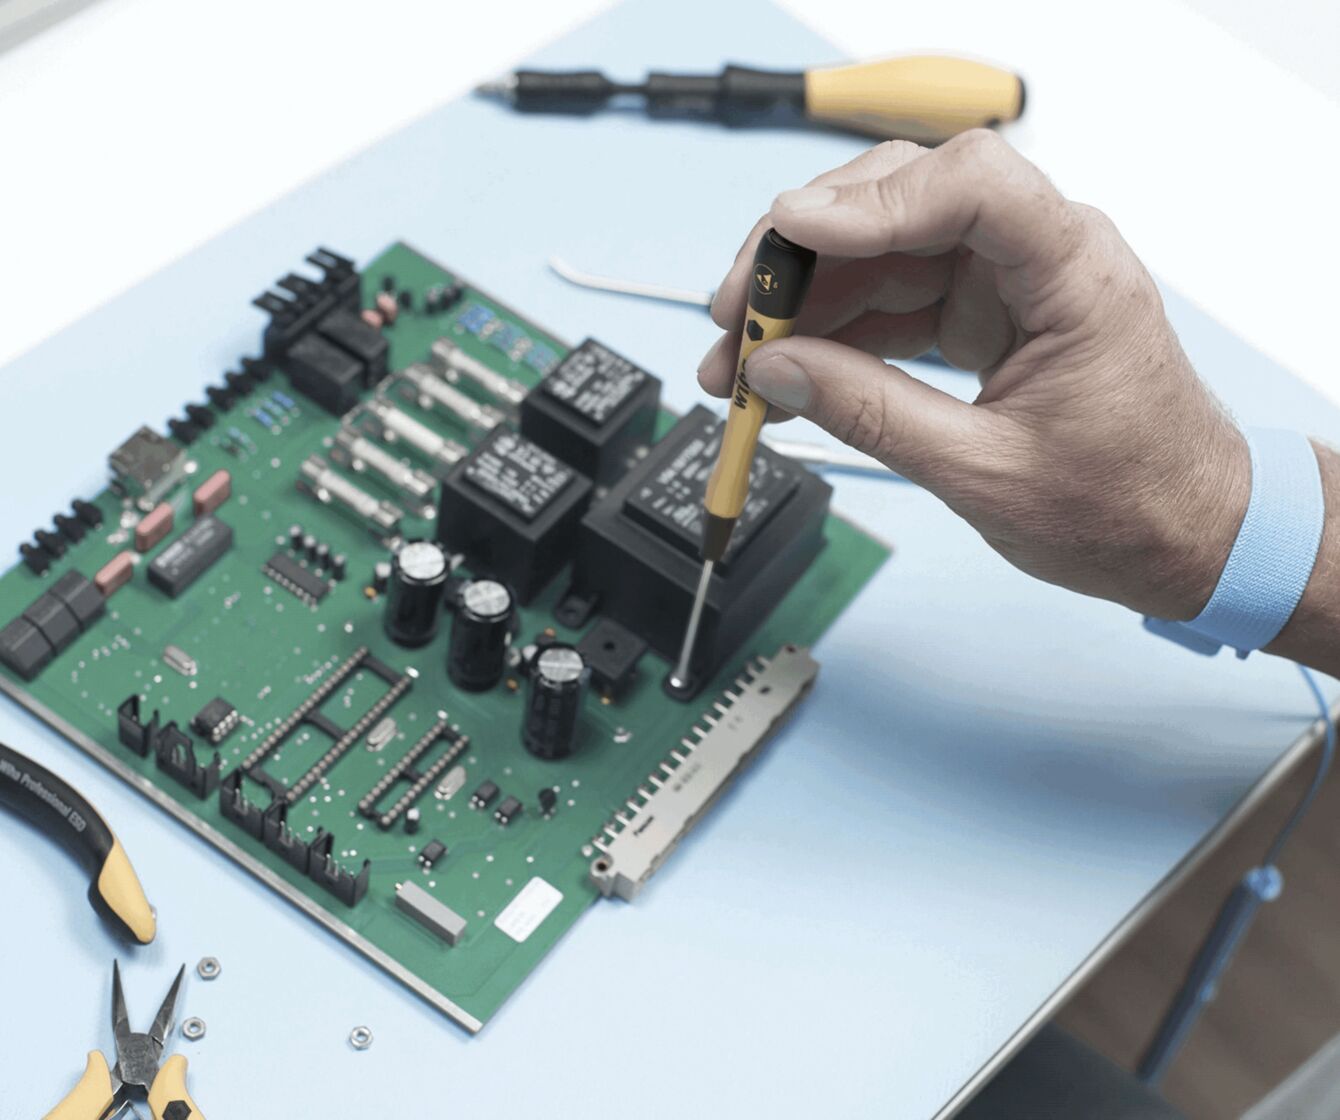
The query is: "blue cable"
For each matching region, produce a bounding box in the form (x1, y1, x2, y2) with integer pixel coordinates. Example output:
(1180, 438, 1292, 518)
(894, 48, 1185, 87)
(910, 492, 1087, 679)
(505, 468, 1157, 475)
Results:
(1138, 664, 1334, 1086)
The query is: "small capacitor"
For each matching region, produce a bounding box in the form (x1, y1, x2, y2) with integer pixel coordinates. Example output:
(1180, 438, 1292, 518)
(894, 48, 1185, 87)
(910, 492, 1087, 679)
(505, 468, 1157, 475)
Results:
(315, 542, 331, 569)
(383, 540, 450, 647)
(522, 644, 585, 761)
(289, 523, 305, 549)
(447, 579, 514, 692)
(331, 553, 348, 581)
(405, 807, 421, 835)
(372, 560, 392, 593)
(301, 532, 318, 560)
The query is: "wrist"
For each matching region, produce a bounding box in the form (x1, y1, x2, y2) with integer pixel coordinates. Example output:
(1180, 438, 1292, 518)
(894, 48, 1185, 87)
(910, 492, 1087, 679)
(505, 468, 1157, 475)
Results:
(1267, 441, 1340, 675)
(1151, 419, 1251, 621)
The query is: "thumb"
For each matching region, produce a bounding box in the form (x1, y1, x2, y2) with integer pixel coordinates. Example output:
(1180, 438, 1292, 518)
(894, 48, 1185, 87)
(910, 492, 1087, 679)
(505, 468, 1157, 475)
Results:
(744, 337, 986, 485)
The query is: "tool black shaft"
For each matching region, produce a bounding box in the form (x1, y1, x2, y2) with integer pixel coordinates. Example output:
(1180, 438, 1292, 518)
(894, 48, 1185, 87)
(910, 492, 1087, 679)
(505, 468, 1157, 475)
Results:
(509, 66, 808, 125)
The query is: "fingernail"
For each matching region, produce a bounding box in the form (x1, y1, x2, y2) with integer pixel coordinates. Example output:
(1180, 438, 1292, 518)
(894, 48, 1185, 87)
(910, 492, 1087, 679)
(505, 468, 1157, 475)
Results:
(697, 333, 730, 375)
(774, 186, 837, 213)
(746, 352, 811, 412)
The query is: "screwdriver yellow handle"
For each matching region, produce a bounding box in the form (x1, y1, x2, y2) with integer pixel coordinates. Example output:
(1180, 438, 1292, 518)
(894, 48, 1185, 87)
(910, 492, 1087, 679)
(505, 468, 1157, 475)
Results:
(148, 1055, 203, 1120)
(805, 55, 1025, 144)
(702, 230, 816, 561)
(44, 1050, 117, 1120)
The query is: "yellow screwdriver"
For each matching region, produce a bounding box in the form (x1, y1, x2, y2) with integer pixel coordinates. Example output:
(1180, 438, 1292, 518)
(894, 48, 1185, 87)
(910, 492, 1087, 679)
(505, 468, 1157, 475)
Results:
(668, 229, 817, 695)
(477, 54, 1025, 145)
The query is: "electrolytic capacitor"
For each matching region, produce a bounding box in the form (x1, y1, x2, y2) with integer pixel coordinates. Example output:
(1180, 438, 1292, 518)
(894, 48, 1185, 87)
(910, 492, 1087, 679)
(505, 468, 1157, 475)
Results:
(405, 807, 421, 835)
(383, 540, 450, 647)
(447, 579, 514, 692)
(301, 532, 318, 561)
(315, 542, 331, 569)
(522, 644, 585, 760)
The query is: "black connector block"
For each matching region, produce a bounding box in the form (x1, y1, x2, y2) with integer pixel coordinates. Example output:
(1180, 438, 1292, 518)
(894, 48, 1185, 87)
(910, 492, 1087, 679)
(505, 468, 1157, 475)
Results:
(251, 249, 398, 415)
(117, 695, 158, 758)
(253, 248, 360, 359)
(308, 831, 370, 907)
(153, 721, 221, 799)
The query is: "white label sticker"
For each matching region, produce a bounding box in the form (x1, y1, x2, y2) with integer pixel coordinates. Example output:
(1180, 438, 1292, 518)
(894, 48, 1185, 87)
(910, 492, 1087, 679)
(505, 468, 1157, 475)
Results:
(494, 876, 563, 943)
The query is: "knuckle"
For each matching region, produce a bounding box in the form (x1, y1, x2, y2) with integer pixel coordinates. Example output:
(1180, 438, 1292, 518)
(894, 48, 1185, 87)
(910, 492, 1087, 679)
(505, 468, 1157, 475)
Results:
(828, 378, 895, 457)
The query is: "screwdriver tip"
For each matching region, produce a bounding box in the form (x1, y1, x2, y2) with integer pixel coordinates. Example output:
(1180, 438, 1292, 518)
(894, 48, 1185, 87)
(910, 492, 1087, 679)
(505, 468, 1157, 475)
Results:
(473, 75, 517, 102)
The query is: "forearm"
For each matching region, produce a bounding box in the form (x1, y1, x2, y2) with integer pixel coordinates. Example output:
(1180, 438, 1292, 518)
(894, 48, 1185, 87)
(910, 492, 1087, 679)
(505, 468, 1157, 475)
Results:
(1266, 441, 1340, 678)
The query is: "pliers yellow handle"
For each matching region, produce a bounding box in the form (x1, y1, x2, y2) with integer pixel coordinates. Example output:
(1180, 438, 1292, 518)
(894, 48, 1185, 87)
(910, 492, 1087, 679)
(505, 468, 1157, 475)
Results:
(45, 1052, 203, 1120)
(44, 1051, 116, 1120)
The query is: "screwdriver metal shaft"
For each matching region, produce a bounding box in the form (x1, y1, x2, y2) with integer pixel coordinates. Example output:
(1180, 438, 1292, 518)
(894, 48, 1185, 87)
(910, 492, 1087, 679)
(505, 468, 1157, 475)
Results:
(667, 229, 817, 696)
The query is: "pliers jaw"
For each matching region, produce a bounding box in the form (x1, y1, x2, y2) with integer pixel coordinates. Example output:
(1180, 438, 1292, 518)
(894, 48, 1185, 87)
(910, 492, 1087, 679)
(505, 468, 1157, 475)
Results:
(111, 962, 183, 1093)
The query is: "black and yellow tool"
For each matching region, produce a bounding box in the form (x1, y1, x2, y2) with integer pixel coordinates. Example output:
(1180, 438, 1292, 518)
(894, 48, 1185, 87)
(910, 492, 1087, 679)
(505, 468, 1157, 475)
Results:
(667, 229, 817, 695)
(0, 741, 155, 944)
(46, 962, 202, 1120)
(476, 54, 1025, 144)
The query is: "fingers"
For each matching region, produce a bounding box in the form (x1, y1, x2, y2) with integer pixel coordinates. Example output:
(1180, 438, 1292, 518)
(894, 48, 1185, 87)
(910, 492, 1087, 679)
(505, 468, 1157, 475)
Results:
(938, 250, 1016, 371)
(709, 140, 930, 331)
(790, 252, 951, 339)
(768, 130, 1082, 327)
(826, 306, 940, 360)
(697, 303, 942, 400)
(738, 336, 987, 485)
(697, 328, 741, 398)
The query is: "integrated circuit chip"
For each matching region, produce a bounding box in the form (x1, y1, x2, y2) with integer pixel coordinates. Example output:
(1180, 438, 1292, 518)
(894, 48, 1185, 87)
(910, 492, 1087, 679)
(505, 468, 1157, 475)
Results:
(263, 550, 330, 606)
(147, 516, 233, 597)
(192, 696, 240, 743)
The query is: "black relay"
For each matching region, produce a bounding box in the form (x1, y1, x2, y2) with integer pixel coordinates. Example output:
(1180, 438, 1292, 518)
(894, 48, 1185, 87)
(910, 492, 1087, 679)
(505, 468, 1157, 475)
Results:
(519, 338, 660, 482)
(572, 406, 830, 689)
(437, 428, 592, 602)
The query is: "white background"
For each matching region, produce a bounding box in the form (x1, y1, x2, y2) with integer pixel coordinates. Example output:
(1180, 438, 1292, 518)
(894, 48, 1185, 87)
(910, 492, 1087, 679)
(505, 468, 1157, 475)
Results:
(0, 0, 1337, 401)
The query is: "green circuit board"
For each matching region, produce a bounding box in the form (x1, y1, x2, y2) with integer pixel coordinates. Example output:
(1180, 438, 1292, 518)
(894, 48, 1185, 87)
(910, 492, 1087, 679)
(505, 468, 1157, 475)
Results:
(0, 242, 888, 1030)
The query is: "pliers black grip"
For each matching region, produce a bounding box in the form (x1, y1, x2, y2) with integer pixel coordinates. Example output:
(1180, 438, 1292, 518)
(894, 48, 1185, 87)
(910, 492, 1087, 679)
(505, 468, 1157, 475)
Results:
(0, 741, 155, 943)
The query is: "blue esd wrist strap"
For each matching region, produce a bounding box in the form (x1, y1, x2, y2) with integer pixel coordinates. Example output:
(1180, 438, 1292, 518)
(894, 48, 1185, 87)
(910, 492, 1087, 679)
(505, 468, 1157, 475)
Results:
(1144, 428, 1324, 658)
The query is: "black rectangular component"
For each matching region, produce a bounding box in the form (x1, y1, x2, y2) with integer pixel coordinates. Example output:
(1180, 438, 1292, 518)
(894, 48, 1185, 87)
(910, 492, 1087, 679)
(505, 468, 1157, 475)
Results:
(317, 308, 389, 386)
(282, 333, 364, 415)
(622, 420, 798, 571)
(147, 516, 233, 598)
(462, 430, 575, 521)
(263, 551, 330, 605)
(22, 594, 79, 653)
(418, 838, 447, 868)
(572, 405, 831, 691)
(494, 795, 522, 826)
(0, 616, 54, 681)
(438, 429, 592, 603)
(469, 781, 499, 810)
(520, 338, 660, 482)
(49, 571, 106, 630)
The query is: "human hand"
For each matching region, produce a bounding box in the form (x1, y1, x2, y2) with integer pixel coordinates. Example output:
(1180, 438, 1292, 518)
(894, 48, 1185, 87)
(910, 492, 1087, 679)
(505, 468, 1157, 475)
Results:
(698, 131, 1249, 620)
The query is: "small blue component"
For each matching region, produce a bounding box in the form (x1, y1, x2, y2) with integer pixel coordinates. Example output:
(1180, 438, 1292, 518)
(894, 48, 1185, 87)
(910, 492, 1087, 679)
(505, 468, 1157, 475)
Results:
(489, 323, 525, 352)
(253, 407, 275, 428)
(271, 389, 296, 411)
(458, 303, 494, 335)
(526, 345, 558, 373)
